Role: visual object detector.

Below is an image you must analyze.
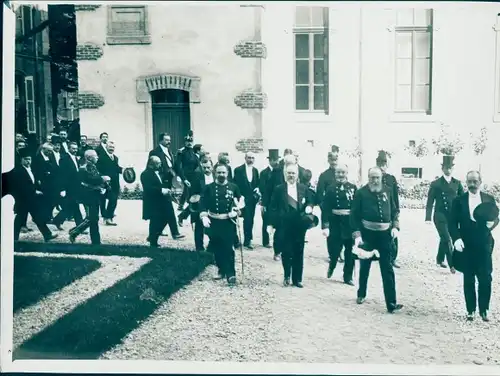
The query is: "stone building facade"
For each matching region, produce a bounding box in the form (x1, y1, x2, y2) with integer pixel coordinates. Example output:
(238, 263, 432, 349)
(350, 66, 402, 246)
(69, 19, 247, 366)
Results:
(75, 3, 500, 183)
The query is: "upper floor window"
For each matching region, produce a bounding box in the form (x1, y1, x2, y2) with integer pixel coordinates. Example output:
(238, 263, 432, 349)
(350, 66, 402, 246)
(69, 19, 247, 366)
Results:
(394, 9, 433, 114)
(107, 5, 151, 45)
(24, 76, 37, 133)
(294, 6, 329, 113)
(16, 5, 33, 37)
(401, 167, 423, 179)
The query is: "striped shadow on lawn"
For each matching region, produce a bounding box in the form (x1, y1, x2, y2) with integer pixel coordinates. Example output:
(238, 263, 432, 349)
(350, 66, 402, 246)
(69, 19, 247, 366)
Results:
(14, 255, 101, 313)
(13, 242, 213, 360)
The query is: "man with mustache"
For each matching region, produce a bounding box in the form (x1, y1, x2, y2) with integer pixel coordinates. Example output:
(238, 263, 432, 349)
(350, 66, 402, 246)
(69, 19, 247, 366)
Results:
(425, 155, 464, 270)
(316, 146, 340, 206)
(268, 163, 316, 288)
(174, 131, 199, 211)
(199, 164, 243, 285)
(321, 163, 357, 285)
(449, 171, 499, 322)
(259, 149, 280, 249)
(350, 167, 403, 313)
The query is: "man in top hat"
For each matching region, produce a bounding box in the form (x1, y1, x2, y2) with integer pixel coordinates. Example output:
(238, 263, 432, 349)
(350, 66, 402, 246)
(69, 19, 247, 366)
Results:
(425, 155, 464, 270)
(32, 142, 58, 222)
(376, 150, 401, 268)
(321, 163, 357, 285)
(268, 163, 316, 288)
(233, 152, 260, 250)
(199, 163, 244, 285)
(12, 148, 57, 242)
(175, 131, 199, 211)
(316, 149, 339, 206)
(449, 170, 499, 322)
(260, 149, 281, 249)
(350, 167, 403, 313)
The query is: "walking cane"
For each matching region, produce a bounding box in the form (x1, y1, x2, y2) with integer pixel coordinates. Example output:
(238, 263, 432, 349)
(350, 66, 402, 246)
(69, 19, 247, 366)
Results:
(232, 198, 245, 281)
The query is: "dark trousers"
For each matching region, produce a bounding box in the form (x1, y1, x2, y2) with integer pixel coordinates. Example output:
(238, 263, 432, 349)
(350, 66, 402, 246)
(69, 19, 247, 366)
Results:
(463, 271, 492, 314)
(327, 234, 355, 282)
(14, 203, 29, 228)
(70, 199, 101, 245)
(434, 217, 453, 265)
(209, 218, 236, 280)
(178, 206, 191, 221)
(148, 214, 169, 247)
(53, 194, 83, 227)
(391, 237, 399, 263)
(14, 206, 52, 241)
(357, 229, 397, 310)
(193, 216, 205, 251)
(280, 226, 306, 283)
(165, 199, 181, 236)
(100, 188, 119, 220)
(262, 209, 271, 246)
(242, 200, 256, 244)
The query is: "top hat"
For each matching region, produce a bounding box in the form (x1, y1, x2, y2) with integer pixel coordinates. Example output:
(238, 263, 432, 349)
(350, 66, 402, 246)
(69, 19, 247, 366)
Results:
(441, 155, 455, 168)
(267, 149, 280, 160)
(331, 145, 340, 153)
(376, 150, 389, 164)
(473, 201, 499, 223)
(123, 167, 136, 184)
(19, 148, 32, 159)
(51, 136, 62, 145)
(300, 213, 319, 230)
(184, 130, 194, 142)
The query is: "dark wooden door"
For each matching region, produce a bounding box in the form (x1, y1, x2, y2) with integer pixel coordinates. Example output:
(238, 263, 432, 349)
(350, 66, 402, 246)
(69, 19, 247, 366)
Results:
(152, 105, 191, 153)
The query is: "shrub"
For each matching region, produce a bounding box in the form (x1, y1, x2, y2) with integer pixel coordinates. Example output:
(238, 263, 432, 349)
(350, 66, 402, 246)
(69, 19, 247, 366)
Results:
(120, 183, 143, 200)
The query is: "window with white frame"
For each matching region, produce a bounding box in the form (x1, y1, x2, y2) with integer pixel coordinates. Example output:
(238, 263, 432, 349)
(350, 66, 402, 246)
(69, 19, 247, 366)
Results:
(294, 6, 329, 113)
(24, 76, 37, 133)
(394, 9, 433, 114)
(107, 5, 151, 45)
(16, 5, 33, 36)
(401, 167, 423, 179)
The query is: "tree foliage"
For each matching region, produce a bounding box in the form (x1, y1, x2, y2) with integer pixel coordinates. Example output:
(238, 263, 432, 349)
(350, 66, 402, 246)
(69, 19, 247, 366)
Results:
(431, 123, 464, 156)
(404, 139, 429, 158)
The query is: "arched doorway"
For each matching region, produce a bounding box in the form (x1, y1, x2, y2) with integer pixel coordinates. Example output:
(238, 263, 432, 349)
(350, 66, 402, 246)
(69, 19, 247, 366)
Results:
(151, 89, 191, 153)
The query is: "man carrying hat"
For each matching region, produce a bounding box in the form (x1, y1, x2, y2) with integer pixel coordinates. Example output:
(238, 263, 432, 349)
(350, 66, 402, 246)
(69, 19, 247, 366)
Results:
(376, 150, 401, 268)
(449, 171, 499, 322)
(268, 163, 316, 288)
(260, 149, 281, 250)
(425, 155, 464, 270)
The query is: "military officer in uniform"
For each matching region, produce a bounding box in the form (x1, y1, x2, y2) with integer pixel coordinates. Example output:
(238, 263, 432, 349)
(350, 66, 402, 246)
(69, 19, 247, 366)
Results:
(376, 150, 401, 268)
(175, 131, 199, 210)
(199, 163, 243, 285)
(425, 155, 464, 269)
(350, 167, 403, 313)
(316, 146, 340, 206)
(321, 163, 357, 285)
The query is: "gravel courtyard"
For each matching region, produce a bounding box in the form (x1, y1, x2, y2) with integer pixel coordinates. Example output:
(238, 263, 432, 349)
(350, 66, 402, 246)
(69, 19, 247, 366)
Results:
(15, 200, 500, 365)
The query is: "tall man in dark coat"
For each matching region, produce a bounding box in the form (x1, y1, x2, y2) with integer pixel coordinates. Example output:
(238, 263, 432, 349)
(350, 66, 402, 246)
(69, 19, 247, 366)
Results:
(78, 135, 94, 162)
(94, 132, 109, 159)
(350, 167, 403, 313)
(147, 133, 185, 239)
(268, 163, 315, 288)
(12, 148, 57, 242)
(200, 164, 243, 285)
(233, 152, 260, 249)
(174, 131, 199, 210)
(32, 142, 58, 222)
(58, 128, 70, 155)
(52, 141, 84, 229)
(316, 146, 339, 205)
(425, 155, 464, 269)
(141, 156, 180, 248)
(449, 170, 499, 322)
(96, 140, 123, 226)
(69, 150, 109, 245)
(321, 163, 357, 285)
(260, 149, 280, 249)
(376, 150, 401, 268)
(13, 139, 31, 233)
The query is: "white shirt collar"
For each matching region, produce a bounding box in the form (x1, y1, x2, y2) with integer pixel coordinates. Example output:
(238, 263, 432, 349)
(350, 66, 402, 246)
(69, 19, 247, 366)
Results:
(469, 191, 481, 198)
(41, 153, 49, 161)
(159, 144, 170, 154)
(442, 175, 452, 183)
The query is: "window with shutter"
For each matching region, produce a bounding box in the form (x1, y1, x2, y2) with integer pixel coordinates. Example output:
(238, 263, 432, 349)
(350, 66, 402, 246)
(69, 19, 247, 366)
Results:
(394, 9, 433, 114)
(107, 5, 151, 45)
(293, 6, 329, 113)
(24, 76, 37, 133)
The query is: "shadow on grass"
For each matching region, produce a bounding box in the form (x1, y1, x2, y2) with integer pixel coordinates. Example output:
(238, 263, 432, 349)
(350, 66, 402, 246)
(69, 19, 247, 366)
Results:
(13, 241, 213, 360)
(14, 256, 101, 313)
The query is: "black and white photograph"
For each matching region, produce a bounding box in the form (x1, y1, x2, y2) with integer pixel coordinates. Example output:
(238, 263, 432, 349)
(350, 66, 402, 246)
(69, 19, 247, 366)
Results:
(2, 0, 500, 373)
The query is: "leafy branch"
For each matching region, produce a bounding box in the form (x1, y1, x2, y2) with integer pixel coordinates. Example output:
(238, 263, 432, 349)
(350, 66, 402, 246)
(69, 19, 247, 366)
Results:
(470, 127, 488, 156)
(404, 139, 429, 158)
(431, 123, 464, 156)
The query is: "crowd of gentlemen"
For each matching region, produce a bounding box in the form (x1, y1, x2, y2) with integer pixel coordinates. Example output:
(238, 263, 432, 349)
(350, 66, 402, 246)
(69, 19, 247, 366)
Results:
(5, 129, 498, 321)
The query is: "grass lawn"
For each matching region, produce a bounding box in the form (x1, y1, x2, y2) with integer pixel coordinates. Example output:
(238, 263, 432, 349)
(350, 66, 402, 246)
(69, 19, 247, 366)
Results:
(13, 242, 213, 360)
(13, 256, 101, 313)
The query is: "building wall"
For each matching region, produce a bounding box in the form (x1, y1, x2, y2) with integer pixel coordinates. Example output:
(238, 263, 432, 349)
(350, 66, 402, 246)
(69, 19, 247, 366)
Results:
(264, 3, 500, 184)
(76, 4, 263, 170)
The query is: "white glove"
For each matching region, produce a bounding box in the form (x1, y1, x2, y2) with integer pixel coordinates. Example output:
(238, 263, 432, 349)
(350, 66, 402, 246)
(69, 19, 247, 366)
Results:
(454, 239, 465, 252)
(184, 180, 191, 187)
(487, 221, 495, 229)
(176, 176, 182, 182)
(35, 190, 43, 195)
(161, 188, 171, 195)
(201, 216, 211, 228)
(354, 236, 363, 248)
(99, 188, 106, 195)
(267, 226, 274, 235)
(228, 209, 238, 219)
(322, 228, 330, 238)
(102, 176, 111, 182)
(391, 228, 399, 239)
(60, 191, 66, 198)
(305, 206, 313, 214)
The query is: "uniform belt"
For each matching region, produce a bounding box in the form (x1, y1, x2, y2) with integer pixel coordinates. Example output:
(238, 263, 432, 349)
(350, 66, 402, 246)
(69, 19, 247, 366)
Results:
(208, 212, 230, 220)
(332, 209, 350, 216)
(362, 220, 390, 231)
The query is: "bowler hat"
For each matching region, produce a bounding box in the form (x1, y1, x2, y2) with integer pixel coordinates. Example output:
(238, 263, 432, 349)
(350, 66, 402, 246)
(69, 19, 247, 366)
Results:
(19, 148, 32, 158)
(300, 213, 319, 230)
(473, 201, 499, 223)
(331, 145, 340, 153)
(51, 136, 62, 145)
(442, 155, 455, 168)
(267, 149, 280, 160)
(123, 167, 136, 184)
